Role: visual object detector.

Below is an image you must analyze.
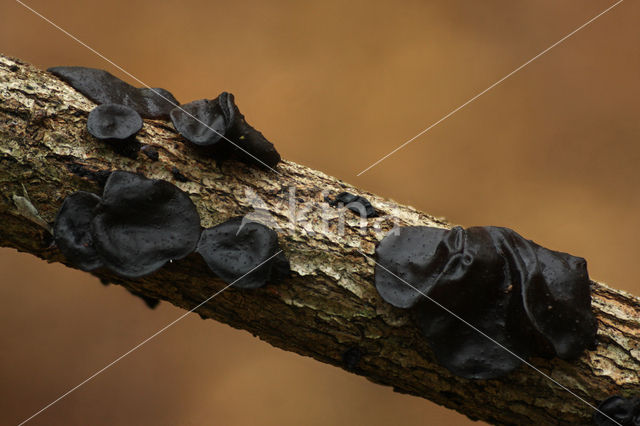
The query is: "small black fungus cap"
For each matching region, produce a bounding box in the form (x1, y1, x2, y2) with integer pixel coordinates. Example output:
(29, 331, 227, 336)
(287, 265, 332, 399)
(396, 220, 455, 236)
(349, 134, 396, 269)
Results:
(169, 97, 234, 147)
(91, 171, 201, 278)
(593, 395, 640, 426)
(374, 226, 451, 309)
(197, 217, 288, 289)
(328, 192, 377, 218)
(48, 66, 178, 119)
(170, 92, 282, 169)
(87, 104, 143, 140)
(53, 191, 103, 271)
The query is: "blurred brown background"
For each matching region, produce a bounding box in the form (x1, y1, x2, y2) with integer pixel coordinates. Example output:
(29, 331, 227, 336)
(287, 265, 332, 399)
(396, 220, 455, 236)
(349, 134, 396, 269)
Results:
(1, 0, 639, 425)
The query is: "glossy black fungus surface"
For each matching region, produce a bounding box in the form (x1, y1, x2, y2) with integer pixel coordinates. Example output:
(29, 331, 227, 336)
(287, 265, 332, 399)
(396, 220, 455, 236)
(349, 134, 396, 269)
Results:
(87, 104, 143, 140)
(170, 92, 281, 169)
(169, 97, 234, 147)
(327, 192, 377, 218)
(593, 395, 640, 426)
(53, 191, 103, 271)
(374, 225, 597, 379)
(197, 217, 289, 289)
(91, 171, 201, 278)
(48, 66, 178, 119)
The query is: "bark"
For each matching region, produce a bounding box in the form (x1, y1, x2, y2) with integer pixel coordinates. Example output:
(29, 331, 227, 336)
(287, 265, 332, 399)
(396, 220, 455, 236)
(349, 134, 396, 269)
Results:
(1, 53, 639, 426)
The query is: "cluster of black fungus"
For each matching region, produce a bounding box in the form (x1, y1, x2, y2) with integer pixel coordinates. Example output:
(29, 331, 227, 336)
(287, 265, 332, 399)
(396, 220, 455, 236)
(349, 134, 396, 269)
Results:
(327, 192, 377, 218)
(170, 92, 281, 169)
(48, 66, 178, 119)
(50, 66, 282, 169)
(54, 171, 201, 278)
(54, 172, 290, 288)
(197, 217, 290, 289)
(374, 225, 597, 379)
(593, 396, 640, 426)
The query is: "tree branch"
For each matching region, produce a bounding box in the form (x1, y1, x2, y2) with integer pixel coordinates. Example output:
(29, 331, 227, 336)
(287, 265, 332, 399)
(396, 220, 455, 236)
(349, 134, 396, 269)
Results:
(1, 53, 639, 425)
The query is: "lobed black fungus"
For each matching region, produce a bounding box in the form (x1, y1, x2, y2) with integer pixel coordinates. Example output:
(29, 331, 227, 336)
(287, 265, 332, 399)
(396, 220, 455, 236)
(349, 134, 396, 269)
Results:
(48, 66, 179, 119)
(374, 225, 597, 379)
(91, 171, 201, 278)
(593, 395, 640, 426)
(169, 97, 234, 147)
(87, 104, 143, 141)
(54, 171, 201, 279)
(197, 217, 289, 289)
(327, 192, 377, 218)
(170, 92, 281, 169)
(53, 191, 103, 271)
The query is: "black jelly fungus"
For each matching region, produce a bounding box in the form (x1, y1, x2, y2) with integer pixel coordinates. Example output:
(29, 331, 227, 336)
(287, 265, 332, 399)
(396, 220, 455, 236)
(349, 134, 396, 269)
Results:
(170, 92, 281, 169)
(141, 145, 159, 161)
(87, 103, 143, 141)
(171, 167, 189, 182)
(593, 395, 640, 426)
(328, 192, 377, 218)
(91, 171, 201, 278)
(374, 226, 451, 309)
(197, 217, 288, 289)
(374, 225, 597, 379)
(169, 98, 233, 147)
(53, 191, 103, 271)
(48, 66, 178, 119)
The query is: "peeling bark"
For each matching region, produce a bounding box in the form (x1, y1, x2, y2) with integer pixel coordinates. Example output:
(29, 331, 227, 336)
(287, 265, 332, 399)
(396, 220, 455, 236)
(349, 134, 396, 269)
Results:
(1, 53, 639, 425)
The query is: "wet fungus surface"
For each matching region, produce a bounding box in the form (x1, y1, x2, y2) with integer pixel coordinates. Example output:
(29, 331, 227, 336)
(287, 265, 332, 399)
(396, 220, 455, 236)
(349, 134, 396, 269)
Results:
(48, 66, 178, 119)
(327, 192, 377, 218)
(87, 104, 143, 141)
(91, 171, 201, 278)
(197, 217, 290, 289)
(170, 92, 281, 169)
(374, 225, 598, 379)
(53, 171, 201, 279)
(593, 395, 640, 426)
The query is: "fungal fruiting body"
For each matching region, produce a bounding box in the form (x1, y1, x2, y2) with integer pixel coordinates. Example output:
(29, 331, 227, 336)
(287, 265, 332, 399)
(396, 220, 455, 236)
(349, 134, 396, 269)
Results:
(87, 104, 143, 141)
(327, 192, 377, 218)
(374, 225, 597, 379)
(48, 66, 178, 119)
(169, 97, 235, 147)
(593, 395, 640, 426)
(197, 216, 290, 289)
(54, 171, 201, 278)
(53, 191, 103, 271)
(170, 92, 281, 169)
